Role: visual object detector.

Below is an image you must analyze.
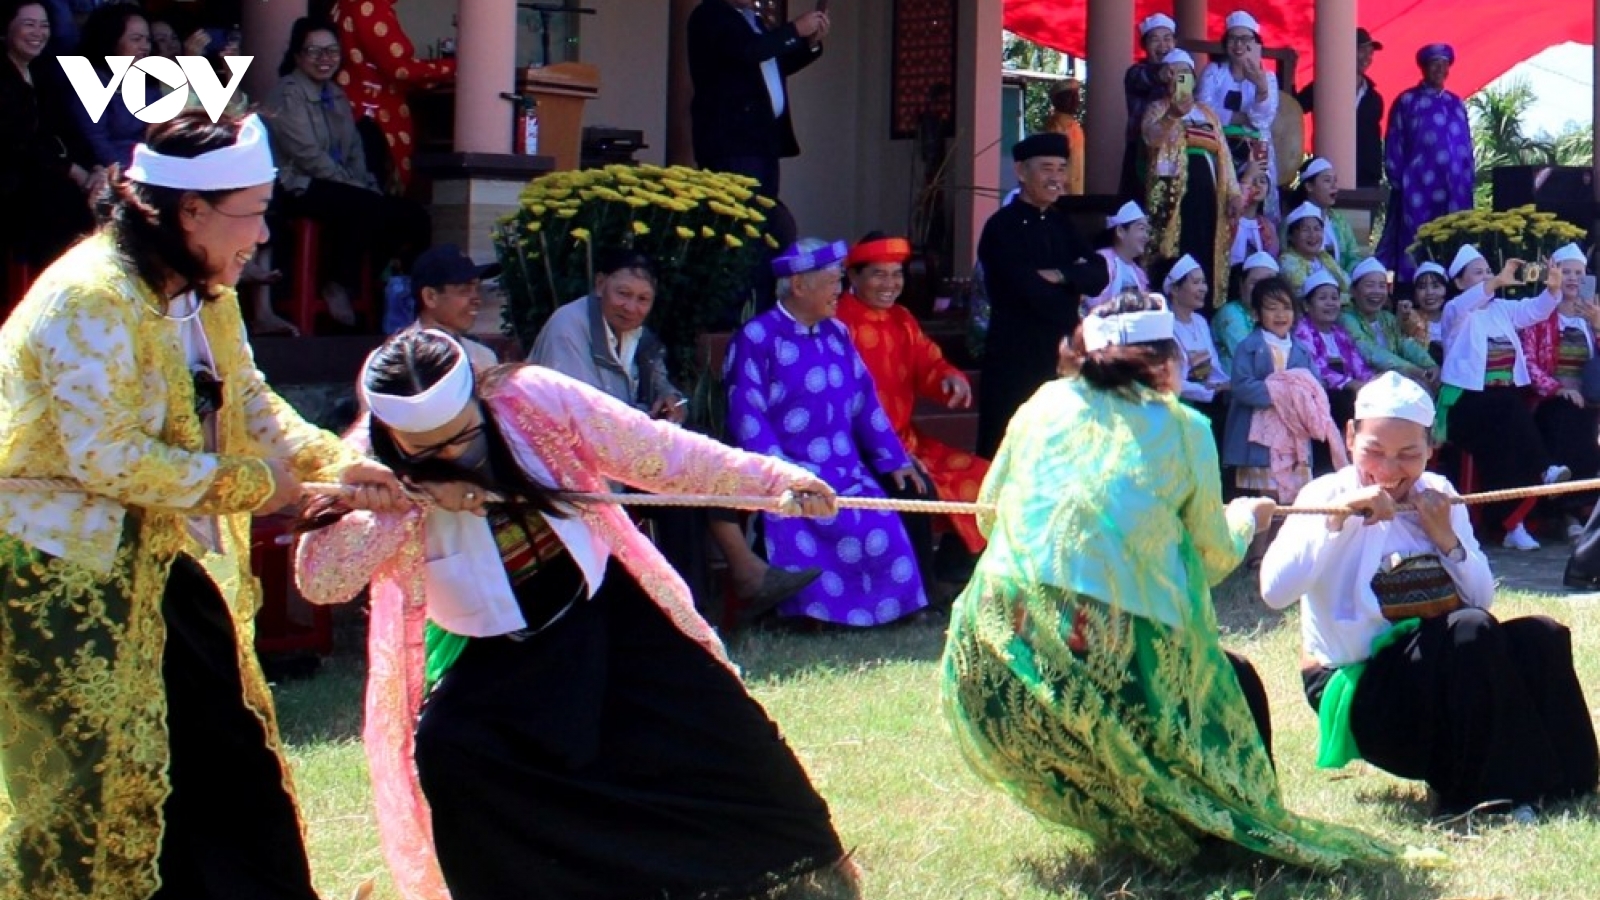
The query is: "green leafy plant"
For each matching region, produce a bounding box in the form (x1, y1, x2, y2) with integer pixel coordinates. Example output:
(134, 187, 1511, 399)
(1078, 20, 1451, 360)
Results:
(1408, 204, 1585, 298)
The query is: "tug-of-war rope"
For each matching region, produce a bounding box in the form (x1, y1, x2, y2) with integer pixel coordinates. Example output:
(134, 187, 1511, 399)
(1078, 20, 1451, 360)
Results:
(1, 475, 1599, 519)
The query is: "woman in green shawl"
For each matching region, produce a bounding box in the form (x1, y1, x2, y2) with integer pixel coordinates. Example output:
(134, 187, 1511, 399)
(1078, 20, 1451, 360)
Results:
(940, 292, 1395, 870)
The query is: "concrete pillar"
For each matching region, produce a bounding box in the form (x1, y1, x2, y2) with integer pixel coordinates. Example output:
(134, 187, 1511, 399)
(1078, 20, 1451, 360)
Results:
(954, 0, 1002, 269)
(1175, 0, 1208, 42)
(1085, 0, 1134, 194)
(241, 0, 306, 104)
(1312, 0, 1357, 183)
(665, 0, 696, 165)
(454, 0, 517, 153)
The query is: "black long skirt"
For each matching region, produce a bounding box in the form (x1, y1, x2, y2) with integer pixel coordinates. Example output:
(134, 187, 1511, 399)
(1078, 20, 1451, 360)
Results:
(152, 557, 320, 900)
(1304, 607, 1598, 816)
(1177, 154, 1222, 296)
(413, 558, 849, 900)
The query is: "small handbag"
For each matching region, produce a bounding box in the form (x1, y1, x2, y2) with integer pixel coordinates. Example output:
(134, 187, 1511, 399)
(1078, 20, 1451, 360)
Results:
(1369, 552, 1463, 622)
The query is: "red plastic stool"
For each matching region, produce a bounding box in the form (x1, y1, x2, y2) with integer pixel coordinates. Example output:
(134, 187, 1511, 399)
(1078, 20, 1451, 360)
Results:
(251, 514, 333, 656)
(286, 219, 375, 335)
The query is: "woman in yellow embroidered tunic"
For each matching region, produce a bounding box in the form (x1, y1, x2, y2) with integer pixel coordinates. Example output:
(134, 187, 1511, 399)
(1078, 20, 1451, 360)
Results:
(0, 111, 392, 900)
(941, 294, 1396, 870)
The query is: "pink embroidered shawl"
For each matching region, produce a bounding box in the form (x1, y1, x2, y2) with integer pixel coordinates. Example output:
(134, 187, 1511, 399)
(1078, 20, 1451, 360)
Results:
(1293, 319, 1373, 390)
(1246, 369, 1349, 503)
(294, 367, 808, 900)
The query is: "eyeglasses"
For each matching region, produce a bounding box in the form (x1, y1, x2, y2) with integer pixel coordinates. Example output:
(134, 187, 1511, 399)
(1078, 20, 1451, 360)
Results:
(192, 367, 225, 418)
(395, 424, 485, 464)
(302, 45, 341, 60)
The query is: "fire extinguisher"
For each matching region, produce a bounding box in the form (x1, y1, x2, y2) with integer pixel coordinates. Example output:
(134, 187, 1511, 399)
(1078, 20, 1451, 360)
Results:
(503, 93, 540, 156)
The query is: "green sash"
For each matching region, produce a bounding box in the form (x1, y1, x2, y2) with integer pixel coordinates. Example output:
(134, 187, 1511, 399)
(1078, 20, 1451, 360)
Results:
(1314, 618, 1422, 769)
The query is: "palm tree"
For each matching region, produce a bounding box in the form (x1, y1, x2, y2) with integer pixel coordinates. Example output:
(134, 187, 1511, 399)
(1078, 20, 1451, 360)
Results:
(1468, 79, 1544, 208)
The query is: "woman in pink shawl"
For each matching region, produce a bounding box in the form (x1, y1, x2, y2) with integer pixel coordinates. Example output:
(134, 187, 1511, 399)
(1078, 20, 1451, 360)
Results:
(294, 329, 860, 900)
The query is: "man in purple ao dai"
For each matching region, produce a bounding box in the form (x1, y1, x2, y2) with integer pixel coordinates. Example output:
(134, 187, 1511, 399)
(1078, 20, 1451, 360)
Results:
(724, 238, 930, 626)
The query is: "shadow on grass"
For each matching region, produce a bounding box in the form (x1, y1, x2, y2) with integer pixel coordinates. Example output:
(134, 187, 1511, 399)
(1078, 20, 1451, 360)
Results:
(1019, 844, 1447, 900)
(272, 654, 368, 746)
(728, 614, 949, 682)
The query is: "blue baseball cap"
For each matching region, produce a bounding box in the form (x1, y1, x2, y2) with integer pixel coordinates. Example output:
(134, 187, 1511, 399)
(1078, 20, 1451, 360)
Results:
(411, 244, 501, 294)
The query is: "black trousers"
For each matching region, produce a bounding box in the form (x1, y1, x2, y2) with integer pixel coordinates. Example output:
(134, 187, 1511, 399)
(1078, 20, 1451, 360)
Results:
(276, 177, 431, 295)
(1303, 608, 1598, 816)
(1536, 395, 1600, 487)
(1446, 386, 1552, 527)
(150, 558, 319, 900)
(1227, 651, 1274, 764)
(414, 560, 845, 900)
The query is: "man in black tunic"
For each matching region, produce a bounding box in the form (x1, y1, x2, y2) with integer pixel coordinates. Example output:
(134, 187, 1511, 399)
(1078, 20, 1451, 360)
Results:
(976, 133, 1110, 458)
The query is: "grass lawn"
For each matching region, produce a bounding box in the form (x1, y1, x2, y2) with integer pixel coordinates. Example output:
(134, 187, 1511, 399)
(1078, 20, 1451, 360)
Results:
(277, 574, 1600, 900)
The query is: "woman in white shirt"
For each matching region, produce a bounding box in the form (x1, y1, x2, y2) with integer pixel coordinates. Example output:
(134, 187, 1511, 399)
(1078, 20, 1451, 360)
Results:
(1081, 200, 1152, 315)
(1438, 244, 1570, 550)
(1198, 11, 1280, 222)
(1160, 254, 1230, 448)
(1261, 373, 1597, 823)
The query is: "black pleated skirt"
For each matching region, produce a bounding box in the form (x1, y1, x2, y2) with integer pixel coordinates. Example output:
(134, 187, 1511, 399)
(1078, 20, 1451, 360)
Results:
(413, 557, 849, 900)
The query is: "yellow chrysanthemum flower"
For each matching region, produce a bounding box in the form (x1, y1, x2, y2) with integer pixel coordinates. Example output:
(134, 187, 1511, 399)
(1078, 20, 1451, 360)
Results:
(675, 225, 695, 240)
(743, 223, 761, 238)
(571, 227, 591, 242)
(632, 220, 650, 236)
(702, 226, 716, 239)
(724, 235, 743, 249)
(764, 234, 779, 249)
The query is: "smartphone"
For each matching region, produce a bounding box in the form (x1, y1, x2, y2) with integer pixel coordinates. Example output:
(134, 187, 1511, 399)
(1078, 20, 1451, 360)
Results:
(1224, 89, 1244, 112)
(1583, 275, 1597, 301)
(1173, 71, 1194, 104)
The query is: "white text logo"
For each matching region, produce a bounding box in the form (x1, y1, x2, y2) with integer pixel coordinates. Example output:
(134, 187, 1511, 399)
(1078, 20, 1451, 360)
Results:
(58, 56, 253, 124)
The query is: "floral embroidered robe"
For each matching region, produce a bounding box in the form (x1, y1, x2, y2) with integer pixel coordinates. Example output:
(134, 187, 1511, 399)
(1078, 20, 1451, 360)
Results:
(0, 235, 362, 900)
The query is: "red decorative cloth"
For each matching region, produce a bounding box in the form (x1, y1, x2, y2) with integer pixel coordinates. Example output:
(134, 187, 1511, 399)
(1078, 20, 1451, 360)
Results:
(332, 0, 457, 188)
(835, 292, 989, 551)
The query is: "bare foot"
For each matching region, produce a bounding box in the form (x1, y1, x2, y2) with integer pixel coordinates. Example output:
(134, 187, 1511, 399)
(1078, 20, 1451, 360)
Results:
(323, 282, 357, 326)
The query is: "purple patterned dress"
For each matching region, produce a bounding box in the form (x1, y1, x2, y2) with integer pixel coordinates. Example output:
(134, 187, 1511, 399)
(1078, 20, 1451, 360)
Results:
(1377, 83, 1475, 282)
(724, 305, 930, 625)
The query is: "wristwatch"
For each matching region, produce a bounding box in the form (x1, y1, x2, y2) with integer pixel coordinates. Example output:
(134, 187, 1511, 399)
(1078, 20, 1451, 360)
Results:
(1442, 541, 1468, 563)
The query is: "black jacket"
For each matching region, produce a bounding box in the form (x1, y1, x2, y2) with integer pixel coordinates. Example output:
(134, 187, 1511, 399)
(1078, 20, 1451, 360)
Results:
(975, 198, 1110, 458)
(1296, 76, 1385, 188)
(687, 0, 823, 163)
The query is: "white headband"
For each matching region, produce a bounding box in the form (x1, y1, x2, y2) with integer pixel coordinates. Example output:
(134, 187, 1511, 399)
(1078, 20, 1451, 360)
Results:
(1243, 251, 1280, 274)
(361, 330, 476, 433)
(1083, 300, 1176, 352)
(1285, 201, 1323, 229)
(1349, 257, 1388, 284)
(1552, 243, 1586, 266)
(1448, 244, 1484, 279)
(1301, 268, 1341, 298)
(1140, 13, 1176, 35)
(126, 113, 278, 191)
(1415, 261, 1448, 282)
(1226, 10, 1261, 34)
(1355, 371, 1435, 427)
(1106, 200, 1147, 229)
(1163, 49, 1196, 68)
(1164, 254, 1201, 288)
(1300, 157, 1333, 183)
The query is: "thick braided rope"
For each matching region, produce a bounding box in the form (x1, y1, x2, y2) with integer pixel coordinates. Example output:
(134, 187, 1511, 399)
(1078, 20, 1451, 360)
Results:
(1, 476, 1597, 518)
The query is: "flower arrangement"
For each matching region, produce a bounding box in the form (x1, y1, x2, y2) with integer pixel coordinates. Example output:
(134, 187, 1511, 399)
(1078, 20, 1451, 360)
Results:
(1409, 205, 1586, 296)
(493, 164, 777, 376)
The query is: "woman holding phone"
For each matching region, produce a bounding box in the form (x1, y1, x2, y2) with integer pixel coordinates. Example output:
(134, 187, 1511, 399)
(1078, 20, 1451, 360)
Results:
(1144, 49, 1245, 303)
(1198, 10, 1280, 223)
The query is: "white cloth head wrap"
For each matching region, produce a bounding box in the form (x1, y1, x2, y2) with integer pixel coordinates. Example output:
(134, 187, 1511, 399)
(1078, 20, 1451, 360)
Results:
(1355, 371, 1436, 427)
(1225, 10, 1261, 34)
(1299, 157, 1334, 183)
(1083, 298, 1176, 352)
(125, 113, 278, 191)
(1301, 268, 1341, 299)
(1106, 200, 1147, 229)
(1140, 13, 1176, 35)
(1163, 254, 1201, 288)
(1163, 49, 1196, 69)
(1285, 201, 1323, 230)
(1349, 257, 1389, 285)
(1448, 244, 1484, 279)
(361, 330, 476, 433)
(1552, 243, 1586, 266)
(1243, 250, 1280, 274)
(1415, 261, 1448, 282)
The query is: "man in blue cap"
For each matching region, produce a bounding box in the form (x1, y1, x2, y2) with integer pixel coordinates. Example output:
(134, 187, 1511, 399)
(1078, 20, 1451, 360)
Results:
(411, 243, 503, 372)
(976, 132, 1109, 457)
